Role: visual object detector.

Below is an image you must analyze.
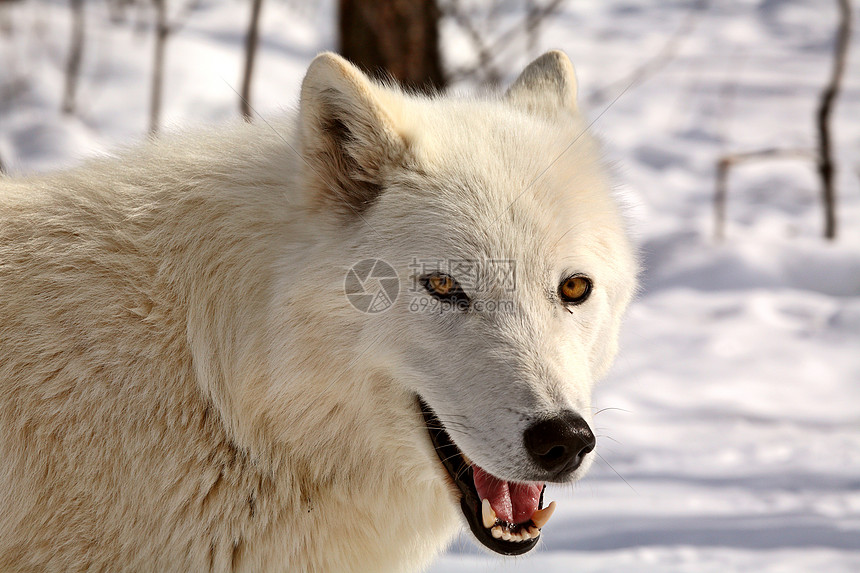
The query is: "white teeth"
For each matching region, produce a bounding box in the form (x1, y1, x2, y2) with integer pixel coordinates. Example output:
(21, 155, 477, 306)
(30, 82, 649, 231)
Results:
(481, 499, 497, 528)
(489, 523, 540, 543)
(483, 498, 549, 542)
(530, 500, 557, 529)
(518, 529, 533, 541)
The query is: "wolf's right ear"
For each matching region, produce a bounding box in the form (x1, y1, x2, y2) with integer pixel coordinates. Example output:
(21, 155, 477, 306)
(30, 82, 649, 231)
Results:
(298, 52, 406, 216)
(505, 50, 578, 117)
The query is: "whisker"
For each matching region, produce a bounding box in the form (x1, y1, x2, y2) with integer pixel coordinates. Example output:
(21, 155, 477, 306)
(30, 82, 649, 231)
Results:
(595, 434, 623, 446)
(432, 412, 469, 419)
(435, 450, 468, 467)
(596, 453, 637, 494)
(487, 76, 637, 227)
(594, 407, 632, 416)
(453, 465, 472, 483)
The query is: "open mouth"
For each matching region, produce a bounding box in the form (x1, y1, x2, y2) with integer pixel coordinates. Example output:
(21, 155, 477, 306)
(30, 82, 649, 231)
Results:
(419, 398, 556, 555)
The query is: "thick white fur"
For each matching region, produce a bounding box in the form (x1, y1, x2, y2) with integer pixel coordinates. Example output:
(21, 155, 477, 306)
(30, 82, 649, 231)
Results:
(0, 51, 636, 571)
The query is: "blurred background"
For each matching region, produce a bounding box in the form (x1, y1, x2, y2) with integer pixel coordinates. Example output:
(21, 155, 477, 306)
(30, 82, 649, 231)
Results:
(1, 0, 858, 570)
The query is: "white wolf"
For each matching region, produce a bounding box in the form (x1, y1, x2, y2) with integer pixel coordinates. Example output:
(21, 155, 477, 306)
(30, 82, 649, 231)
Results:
(0, 51, 636, 571)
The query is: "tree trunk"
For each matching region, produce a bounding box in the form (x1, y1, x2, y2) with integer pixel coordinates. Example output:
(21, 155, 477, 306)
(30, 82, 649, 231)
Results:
(240, 0, 264, 121)
(338, 0, 445, 94)
(62, 0, 85, 115)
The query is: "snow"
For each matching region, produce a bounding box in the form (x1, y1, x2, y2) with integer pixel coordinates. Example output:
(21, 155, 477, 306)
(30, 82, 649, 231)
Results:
(2, 0, 858, 571)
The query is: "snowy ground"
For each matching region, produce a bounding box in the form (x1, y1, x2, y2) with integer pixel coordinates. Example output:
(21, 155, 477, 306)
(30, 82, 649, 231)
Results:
(2, 1, 859, 571)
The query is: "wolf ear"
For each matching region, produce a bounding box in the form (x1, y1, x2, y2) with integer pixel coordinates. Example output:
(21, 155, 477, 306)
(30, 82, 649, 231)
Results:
(298, 52, 406, 215)
(505, 50, 578, 117)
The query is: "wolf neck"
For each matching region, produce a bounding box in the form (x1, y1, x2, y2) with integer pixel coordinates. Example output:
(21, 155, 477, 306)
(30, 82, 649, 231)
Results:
(248, 245, 462, 569)
(142, 123, 459, 567)
(259, 260, 431, 477)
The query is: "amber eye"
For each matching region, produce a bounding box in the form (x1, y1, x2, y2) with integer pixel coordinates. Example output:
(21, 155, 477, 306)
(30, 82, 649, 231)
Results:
(427, 274, 455, 296)
(559, 275, 592, 305)
(420, 273, 470, 307)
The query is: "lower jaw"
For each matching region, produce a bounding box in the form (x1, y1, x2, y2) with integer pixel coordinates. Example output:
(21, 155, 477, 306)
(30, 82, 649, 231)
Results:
(418, 398, 542, 556)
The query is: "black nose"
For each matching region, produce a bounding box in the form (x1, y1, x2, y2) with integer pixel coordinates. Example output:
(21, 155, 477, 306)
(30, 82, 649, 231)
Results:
(523, 411, 596, 476)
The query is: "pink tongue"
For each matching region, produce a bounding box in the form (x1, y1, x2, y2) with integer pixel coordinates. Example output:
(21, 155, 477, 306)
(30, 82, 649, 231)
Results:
(472, 464, 544, 525)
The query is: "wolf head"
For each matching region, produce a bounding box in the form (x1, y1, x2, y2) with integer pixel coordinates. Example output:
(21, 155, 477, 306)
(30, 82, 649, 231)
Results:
(296, 51, 637, 555)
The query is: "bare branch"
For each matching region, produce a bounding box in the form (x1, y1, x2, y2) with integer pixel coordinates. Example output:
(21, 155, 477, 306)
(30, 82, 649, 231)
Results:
(149, 0, 167, 136)
(443, 0, 567, 84)
(62, 0, 86, 115)
(167, 0, 200, 35)
(588, 0, 709, 106)
(490, 0, 566, 54)
(241, 0, 264, 122)
(525, 0, 540, 56)
(713, 0, 852, 242)
(440, 0, 502, 85)
(713, 149, 816, 241)
(816, 0, 852, 240)
(148, 0, 201, 136)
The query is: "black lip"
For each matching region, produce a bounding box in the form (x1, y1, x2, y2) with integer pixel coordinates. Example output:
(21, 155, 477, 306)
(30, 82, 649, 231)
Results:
(418, 397, 542, 556)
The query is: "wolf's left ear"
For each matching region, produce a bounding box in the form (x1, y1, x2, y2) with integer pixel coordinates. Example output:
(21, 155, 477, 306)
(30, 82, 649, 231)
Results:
(505, 50, 578, 117)
(298, 52, 406, 215)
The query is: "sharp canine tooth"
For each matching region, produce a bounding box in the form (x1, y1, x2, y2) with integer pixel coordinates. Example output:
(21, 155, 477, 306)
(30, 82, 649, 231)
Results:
(491, 526, 504, 539)
(531, 500, 557, 529)
(481, 499, 496, 528)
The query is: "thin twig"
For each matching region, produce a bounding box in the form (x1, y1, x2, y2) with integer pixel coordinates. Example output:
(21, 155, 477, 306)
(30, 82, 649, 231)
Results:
(442, 0, 567, 84)
(149, 0, 167, 135)
(240, 0, 264, 121)
(168, 0, 201, 35)
(816, 0, 852, 240)
(714, 0, 852, 242)
(587, 0, 710, 106)
(148, 0, 201, 136)
(713, 148, 816, 241)
(62, 0, 85, 115)
(440, 0, 502, 85)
